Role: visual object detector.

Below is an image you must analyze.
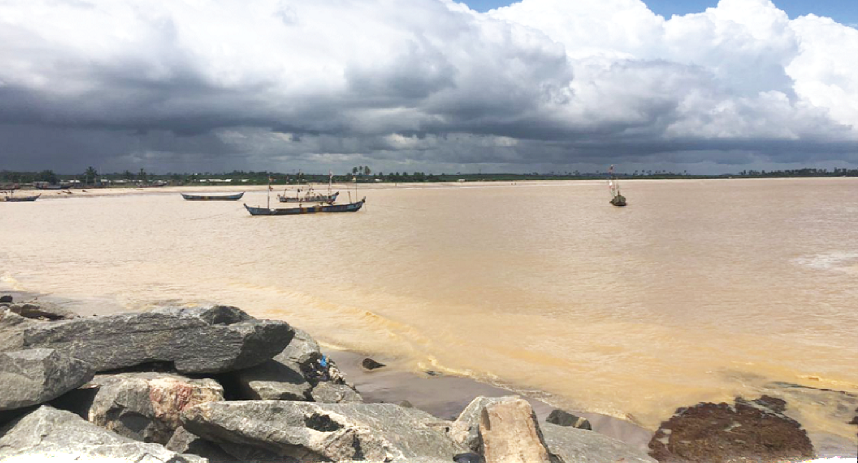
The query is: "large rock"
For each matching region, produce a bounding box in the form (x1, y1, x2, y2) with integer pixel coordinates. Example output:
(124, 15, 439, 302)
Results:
(278, 327, 322, 366)
(182, 400, 467, 462)
(541, 422, 656, 463)
(478, 397, 553, 463)
(0, 348, 94, 411)
(235, 358, 312, 401)
(648, 395, 814, 462)
(0, 405, 200, 462)
(166, 426, 236, 463)
(452, 396, 513, 452)
(0, 305, 294, 374)
(233, 349, 313, 401)
(311, 381, 363, 403)
(60, 372, 224, 444)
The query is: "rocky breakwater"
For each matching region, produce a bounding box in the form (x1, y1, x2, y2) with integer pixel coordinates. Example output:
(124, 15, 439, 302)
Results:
(0, 295, 657, 462)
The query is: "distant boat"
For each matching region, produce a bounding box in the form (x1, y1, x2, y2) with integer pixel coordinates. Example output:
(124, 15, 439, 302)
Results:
(607, 165, 627, 207)
(244, 198, 365, 216)
(2, 193, 41, 202)
(181, 192, 244, 201)
(278, 173, 339, 204)
(278, 190, 339, 204)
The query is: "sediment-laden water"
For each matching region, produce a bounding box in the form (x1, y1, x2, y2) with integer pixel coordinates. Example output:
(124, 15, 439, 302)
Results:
(1, 178, 856, 442)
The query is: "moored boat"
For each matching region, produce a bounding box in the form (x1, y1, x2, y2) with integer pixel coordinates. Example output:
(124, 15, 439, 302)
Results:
(2, 193, 41, 202)
(244, 198, 365, 216)
(607, 165, 627, 207)
(181, 192, 244, 201)
(278, 190, 339, 204)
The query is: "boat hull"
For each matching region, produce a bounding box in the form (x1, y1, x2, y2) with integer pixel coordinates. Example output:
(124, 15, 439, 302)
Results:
(244, 198, 365, 216)
(181, 192, 244, 201)
(2, 194, 41, 202)
(610, 195, 627, 207)
(278, 191, 339, 203)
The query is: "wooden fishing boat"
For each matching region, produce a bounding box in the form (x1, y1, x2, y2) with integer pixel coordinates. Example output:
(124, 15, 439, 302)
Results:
(2, 193, 41, 202)
(244, 197, 365, 216)
(278, 190, 339, 204)
(607, 165, 627, 207)
(180, 192, 244, 201)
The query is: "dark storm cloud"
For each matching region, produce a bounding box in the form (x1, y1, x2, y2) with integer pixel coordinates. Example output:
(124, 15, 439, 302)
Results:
(0, 0, 855, 174)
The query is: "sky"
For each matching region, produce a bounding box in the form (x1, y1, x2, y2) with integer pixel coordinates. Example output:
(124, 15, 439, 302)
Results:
(0, 0, 856, 175)
(466, 0, 858, 25)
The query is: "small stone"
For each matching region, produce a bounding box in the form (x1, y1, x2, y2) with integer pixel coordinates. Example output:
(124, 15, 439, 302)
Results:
(454, 452, 486, 463)
(0, 295, 12, 303)
(7, 302, 78, 320)
(546, 409, 592, 430)
(361, 357, 386, 370)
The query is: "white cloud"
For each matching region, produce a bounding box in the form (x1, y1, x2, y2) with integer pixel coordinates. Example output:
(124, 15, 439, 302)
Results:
(0, 0, 855, 173)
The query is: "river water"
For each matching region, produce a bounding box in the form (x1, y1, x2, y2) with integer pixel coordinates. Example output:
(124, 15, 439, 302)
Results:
(1, 178, 856, 443)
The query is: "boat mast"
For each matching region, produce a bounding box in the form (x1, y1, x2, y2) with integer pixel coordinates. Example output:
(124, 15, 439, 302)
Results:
(267, 175, 271, 209)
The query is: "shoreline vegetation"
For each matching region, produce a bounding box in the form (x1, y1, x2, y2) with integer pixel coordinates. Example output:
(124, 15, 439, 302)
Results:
(2, 291, 854, 462)
(2, 166, 857, 190)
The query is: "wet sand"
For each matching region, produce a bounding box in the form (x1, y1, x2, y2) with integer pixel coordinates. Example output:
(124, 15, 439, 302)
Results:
(328, 349, 654, 452)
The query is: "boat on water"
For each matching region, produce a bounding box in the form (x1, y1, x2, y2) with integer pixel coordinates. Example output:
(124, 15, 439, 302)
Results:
(2, 193, 41, 202)
(607, 165, 627, 207)
(278, 189, 339, 204)
(244, 198, 366, 216)
(278, 172, 339, 204)
(180, 192, 244, 201)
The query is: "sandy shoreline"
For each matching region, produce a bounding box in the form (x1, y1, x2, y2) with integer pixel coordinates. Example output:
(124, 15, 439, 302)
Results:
(1, 289, 654, 452)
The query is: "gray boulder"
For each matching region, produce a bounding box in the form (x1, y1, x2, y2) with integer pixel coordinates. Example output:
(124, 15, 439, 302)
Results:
(0, 405, 201, 462)
(235, 358, 312, 400)
(310, 381, 363, 403)
(7, 302, 78, 320)
(541, 423, 656, 463)
(182, 400, 467, 462)
(0, 348, 94, 411)
(452, 396, 513, 452)
(478, 397, 553, 463)
(0, 295, 13, 303)
(278, 327, 322, 365)
(166, 426, 236, 463)
(61, 372, 224, 444)
(0, 305, 294, 374)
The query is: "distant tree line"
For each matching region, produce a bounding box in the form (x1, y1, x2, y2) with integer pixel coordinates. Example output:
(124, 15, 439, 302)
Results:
(1, 165, 856, 188)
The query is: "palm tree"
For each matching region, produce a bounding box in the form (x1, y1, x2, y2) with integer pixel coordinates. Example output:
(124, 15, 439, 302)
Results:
(84, 166, 98, 185)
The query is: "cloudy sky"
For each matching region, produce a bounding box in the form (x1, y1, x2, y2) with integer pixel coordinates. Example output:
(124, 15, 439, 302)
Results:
(0, 0, 856, 174)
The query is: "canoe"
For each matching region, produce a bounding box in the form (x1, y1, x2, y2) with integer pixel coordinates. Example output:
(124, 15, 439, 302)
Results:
(244, 198, 365, 216)
(2, 194, 41, 202)
(181, 192, 244, 201)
